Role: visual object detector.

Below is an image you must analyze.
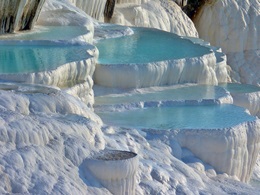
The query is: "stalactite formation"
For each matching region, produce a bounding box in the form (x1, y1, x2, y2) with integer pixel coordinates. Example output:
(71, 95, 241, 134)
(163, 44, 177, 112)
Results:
(0, 0, 45, 34)
(104, 0, 115, 19)
(18, 0, 46, 31)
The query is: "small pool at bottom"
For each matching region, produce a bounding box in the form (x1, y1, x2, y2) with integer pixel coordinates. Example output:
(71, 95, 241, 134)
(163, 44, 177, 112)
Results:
(96, 104, 256, 130)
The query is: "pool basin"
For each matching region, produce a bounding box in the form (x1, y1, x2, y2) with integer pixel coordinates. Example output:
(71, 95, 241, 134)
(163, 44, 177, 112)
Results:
(96, 104, 255, 130)
(94, 27, 228, 88)
(0, 25, 92, 43)
(0, 41, 93, 74)
(96, 103, 260, 182)
(0, 40, 97, 106)
(94, 84, 233, 112)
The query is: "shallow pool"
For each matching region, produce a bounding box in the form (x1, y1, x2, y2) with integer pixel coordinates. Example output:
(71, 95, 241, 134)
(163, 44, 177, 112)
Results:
(97, 104, 256, 129)
(95, 85, 226, 105)
(219, 83, 260, 94)
(0, 42, 91, 73)
(0, 26, 90, 41)
(96, 27, 212, 64)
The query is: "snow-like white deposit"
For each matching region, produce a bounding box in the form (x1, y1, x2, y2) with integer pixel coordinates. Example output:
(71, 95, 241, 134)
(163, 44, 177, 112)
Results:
(94, 52, 227, 88)
(110, 0, 198, 37)
(176, 120, 260, 182)
(194, 0, 260, 85)
(38, 0, 95, 37)
(0, 41, 97, 106)
(69, 0, 107, 21)
(0, 87, 259, 194)
(0, 0, 99, 106)
(232, 91, 260, 118)
(1, 0, 260, 194)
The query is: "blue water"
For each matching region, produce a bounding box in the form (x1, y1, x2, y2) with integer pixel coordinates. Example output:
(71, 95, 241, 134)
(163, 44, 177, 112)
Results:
(219, 83, 260, 94)
(97, 104, 256, 130)
(0, 43, 91, 73)
(96, 27, 212, 64)
(95, 85, 224, 105)
(0, 26, 90, 41)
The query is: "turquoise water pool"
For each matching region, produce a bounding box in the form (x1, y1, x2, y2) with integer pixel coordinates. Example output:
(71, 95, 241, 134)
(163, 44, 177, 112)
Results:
(0, 42, 91, 73)
(219, 83, 260, 94)
(96, 27, 212, 64)
(95, 85, 225, 105)
(97, 104, 256, 129)
(0, 26, 90, 41)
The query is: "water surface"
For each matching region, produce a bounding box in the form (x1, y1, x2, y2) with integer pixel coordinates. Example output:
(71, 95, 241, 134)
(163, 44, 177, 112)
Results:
(96, 27, 212, 64)
(97, 104, 256, 130)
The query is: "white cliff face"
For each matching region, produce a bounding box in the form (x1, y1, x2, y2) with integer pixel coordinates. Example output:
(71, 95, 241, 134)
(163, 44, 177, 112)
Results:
(69, 0, 107, 21)
(193, 0, 260, 85)
(0, 0, 45, 34)
(110, 0, 198, 37)
(194, 0, 259, 53)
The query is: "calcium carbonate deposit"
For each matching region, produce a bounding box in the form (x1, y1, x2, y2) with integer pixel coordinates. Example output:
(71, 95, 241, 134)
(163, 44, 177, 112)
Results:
(0, 0, 259, 194)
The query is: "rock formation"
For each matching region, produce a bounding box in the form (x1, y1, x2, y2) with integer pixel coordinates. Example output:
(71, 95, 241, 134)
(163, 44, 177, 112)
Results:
(0, 0, 45, 34)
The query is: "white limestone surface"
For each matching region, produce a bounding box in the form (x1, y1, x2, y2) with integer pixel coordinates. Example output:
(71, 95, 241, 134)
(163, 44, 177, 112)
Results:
(0, 89, 107, 194)
(176, 119, 260, 182)
(37, 0, 95, 42)
(64, 79, 95, 108)
(193, 0, 260, 85)
(69, 0, 107, 21)
(232, 91, 260, 118)
(110, 0, 198, 37)
(0, 40, 97, 106)
(0, 88, 260, 194)
(94, 52, 226, 88)
(227, 50, 260, 86)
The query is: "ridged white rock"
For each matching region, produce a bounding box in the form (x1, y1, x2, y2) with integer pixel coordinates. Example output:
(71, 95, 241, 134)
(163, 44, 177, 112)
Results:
(110, 0, 198, 37)
(176, 120, 260, 182)
(193, 0, 260, 85)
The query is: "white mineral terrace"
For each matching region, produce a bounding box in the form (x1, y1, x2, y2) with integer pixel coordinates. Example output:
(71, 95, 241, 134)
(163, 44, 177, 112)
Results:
(0, 0, 260, 194)
(96, 101, 260, 182)
(0, 15, 97, 106)
(94, 27, 229, 88)
(94, 84, 233, 112)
